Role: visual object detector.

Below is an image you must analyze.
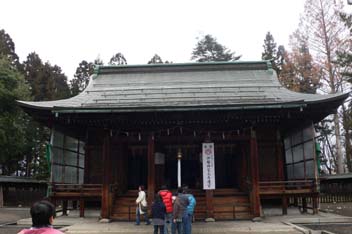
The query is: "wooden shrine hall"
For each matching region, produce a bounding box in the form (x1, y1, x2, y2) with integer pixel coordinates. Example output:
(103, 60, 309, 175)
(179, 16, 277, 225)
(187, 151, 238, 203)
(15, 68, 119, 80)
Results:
(17, 61, 348, 220)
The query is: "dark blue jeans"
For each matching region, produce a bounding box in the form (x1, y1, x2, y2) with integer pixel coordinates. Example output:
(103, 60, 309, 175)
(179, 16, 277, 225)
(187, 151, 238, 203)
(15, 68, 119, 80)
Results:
(136, 208, 150, 225)
(171, 220, 182, 234)
(182, 213, 192, 234)
(164, 213, 173, 234)
(154, 225, 164, 234)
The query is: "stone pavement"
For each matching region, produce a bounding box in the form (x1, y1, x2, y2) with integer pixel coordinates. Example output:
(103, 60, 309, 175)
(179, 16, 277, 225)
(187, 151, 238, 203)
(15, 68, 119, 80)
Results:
(14, 207, 352, 234)
(0, 207, 29, 225)
(15, 208, 309, 234)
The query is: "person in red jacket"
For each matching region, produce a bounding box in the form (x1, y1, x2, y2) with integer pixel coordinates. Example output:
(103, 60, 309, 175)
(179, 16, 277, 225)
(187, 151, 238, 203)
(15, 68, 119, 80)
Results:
(158, 185, 173, 234)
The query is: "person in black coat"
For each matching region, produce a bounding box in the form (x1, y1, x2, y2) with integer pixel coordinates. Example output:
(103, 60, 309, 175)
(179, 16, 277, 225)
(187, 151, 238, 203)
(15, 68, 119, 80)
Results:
(151, 194, 166, 234)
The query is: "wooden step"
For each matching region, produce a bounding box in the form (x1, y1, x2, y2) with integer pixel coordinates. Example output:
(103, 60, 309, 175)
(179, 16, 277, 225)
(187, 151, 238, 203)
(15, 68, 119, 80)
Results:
(112, 189, 252, 221)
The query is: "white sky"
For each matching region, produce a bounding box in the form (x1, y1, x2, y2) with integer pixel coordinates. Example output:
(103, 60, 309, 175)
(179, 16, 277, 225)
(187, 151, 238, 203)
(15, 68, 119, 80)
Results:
(1, 0, 307, 79)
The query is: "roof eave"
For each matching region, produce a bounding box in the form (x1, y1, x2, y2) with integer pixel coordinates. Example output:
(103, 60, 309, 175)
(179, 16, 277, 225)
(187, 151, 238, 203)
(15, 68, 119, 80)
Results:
(52, 102, 308, 114)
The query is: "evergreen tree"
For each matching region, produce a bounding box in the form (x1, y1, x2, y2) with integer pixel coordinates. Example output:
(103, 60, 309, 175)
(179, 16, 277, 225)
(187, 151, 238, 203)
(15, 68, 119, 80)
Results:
(23, 53, 70, 101)
(23, 52, 44, 100)
(109, 53, 127, 65)
(70, 60, 94, 96)
(0, 57, 31, 175)
(276, 45, 286, 73)
(0, 29, 21, 70)
(148, 54, 163, 64)
(22, 53, 70, 179)
(261, 32, 286, 75)
(191, 34, 241, 62)
(262, 32, 277, 61)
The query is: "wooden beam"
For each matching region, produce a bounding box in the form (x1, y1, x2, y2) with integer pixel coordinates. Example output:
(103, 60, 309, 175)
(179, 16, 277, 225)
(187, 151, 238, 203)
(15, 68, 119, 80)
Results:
(205, 190, 214, 219)
(250, 129, 261, 217)
(147, 135, 155, 206)
(101, 131, 111, 219)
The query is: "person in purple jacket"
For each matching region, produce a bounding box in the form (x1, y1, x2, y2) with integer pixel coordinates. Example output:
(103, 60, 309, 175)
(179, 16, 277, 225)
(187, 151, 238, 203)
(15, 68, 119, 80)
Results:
(18, 200, 63, 234)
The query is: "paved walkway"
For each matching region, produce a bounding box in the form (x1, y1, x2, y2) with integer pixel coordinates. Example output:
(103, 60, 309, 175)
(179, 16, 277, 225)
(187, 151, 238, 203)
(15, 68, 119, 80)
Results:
(12, 207, 352, 234)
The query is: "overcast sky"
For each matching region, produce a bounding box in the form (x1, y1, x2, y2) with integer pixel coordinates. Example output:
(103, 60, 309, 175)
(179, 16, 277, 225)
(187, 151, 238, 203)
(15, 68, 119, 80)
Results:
(1, 0, 308, 79)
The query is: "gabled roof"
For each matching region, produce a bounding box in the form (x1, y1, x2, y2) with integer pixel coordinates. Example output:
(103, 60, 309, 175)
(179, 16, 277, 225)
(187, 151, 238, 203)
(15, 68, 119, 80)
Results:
(17, 61, 348, 113)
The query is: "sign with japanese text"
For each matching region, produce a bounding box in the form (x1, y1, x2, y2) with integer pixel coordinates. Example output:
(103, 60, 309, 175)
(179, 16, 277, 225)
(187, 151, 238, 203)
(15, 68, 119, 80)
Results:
(202, 143, 215, 190)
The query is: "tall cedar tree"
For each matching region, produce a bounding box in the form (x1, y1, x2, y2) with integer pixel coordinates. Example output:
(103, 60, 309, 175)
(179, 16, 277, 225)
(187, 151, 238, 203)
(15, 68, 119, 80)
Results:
(262, 32, 279, 74)
(70, 58, 104, 96)
(191, 34, 241, 62)
(261, 32, 287, 76)
(299, 0, 349, 173)
(0, 29, 22, 71)
(70, 60, 94, 96)
(23, 53, 70, 101)
(23, 52, 70, 178)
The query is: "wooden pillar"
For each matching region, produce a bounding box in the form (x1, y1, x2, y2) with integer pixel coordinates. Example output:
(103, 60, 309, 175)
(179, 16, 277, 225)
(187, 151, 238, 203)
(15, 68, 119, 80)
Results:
(84, 145, 90, 184)
(282, 196, 288, 215)
(276, 131, 285, 180)
(79, 199, 85, 217)
(240, 147, 248, 191)
(302, 197, 307, 213)
(206, 190, 214, 219)
(312, 195, 318, 214)
(101, 131, 111, 219)
(250, 129, 261, 217)
(147, 135, 155, 206)
(0, 184, 3, 208)
(62, 200, 68, 216)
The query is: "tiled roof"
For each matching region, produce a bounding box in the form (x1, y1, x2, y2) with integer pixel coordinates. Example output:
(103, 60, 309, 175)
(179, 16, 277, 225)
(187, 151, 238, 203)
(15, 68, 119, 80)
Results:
(17, 61, 348, 113)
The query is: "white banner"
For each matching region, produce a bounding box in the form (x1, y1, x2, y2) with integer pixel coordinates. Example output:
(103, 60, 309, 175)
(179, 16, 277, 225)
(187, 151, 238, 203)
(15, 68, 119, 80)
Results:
(202, 143, 215, 190)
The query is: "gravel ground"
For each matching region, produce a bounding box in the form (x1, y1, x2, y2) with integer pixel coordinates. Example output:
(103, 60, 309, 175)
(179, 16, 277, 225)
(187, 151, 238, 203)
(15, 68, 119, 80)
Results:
(302, 223, 352, 234)
(320, 202, 352, 217)
(299, 203, 352, 234)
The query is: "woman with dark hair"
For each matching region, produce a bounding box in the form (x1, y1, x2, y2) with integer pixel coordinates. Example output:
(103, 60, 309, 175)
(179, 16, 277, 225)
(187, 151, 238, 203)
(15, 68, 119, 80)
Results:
(135, 185, 151, 225)
(18, 200, 63, 234)
(151, 193, 166, 234)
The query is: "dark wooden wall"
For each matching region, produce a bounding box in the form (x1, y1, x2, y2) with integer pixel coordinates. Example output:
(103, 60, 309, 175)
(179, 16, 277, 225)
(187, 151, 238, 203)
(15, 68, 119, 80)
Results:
(257, 127, 283, 181)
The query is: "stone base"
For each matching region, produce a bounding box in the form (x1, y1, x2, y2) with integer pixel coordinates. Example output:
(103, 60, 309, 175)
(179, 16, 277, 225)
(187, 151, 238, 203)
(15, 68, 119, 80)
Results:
(252, 217, 263, 222)
(205, 218, 216, 222)
(99, 218, 111, 223)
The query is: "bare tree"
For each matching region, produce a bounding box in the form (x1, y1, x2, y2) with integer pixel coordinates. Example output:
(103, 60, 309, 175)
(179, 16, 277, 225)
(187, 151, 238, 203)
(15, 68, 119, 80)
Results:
(299, 0, 349, 173)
